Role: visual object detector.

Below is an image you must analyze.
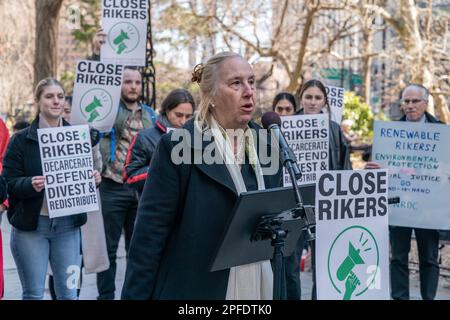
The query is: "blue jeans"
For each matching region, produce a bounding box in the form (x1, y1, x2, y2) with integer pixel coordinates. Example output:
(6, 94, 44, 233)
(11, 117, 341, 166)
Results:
(11, 215, 82, 300)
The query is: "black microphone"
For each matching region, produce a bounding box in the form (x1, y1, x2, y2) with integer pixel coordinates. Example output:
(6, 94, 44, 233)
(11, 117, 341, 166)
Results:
(262, 112, 315, 241)
(262, 112, 302, 180)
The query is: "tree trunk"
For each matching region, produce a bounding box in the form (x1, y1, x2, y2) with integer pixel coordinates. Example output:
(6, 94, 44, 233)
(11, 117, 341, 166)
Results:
(288, 6, 318, 93)
(361, 29, 374, 104)
(34, 0, 63, 87)
(369, 0, 450, 123)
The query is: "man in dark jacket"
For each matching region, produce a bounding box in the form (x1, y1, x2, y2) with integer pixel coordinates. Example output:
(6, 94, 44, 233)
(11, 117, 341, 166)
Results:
(366, 84, 443, 300)
(87, 28, 158, 300)
(391, 84, 443, 300)
(96, 67, 156, 300)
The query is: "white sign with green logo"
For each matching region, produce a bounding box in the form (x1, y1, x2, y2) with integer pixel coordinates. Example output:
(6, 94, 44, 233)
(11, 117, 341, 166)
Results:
(71, 60, 123, 133)
(101, 0, 148, 66)
(38, 125, 99, 218)
(315, 170, 390, 300)
(325, 85, 345, 124)
(281, 114, 329, 186)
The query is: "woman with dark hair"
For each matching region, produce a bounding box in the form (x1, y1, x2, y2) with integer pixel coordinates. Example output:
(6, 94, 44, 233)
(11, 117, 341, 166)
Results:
(296, 79, 351, 170)
(293, 79, 352, 299)
(124, 88, 195, 195)
(2, 78, 101, 299)
(272, 92, 297, 116)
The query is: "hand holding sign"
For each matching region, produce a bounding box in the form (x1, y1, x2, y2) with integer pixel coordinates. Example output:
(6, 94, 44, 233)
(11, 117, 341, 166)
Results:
(93, 28, 107, 55)
(38, 125, 99, 218)
(92, 170, 102, 186)
(32, 176, 46, 192)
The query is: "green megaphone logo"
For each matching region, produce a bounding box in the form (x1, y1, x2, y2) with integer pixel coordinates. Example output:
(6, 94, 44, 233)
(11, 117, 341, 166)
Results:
(336, 242, 365, 300)
(84, 96, 103, 123)
(113, 30, 129, 54)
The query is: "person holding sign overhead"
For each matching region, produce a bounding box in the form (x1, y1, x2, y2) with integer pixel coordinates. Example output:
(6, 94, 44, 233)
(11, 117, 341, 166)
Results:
(365, 84, 443, 300)
(87, 28, 107, 62)
(294, 79, 352, 300)
(1, 78, 101, 300)
(87, 28, 158, 299)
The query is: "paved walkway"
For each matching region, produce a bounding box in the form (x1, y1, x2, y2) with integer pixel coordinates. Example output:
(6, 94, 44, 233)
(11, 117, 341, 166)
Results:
(2, 216, 450, 300)
(1, 216, 126, 300)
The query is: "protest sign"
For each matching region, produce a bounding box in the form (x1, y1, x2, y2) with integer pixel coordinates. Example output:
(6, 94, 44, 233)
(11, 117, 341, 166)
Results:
(38, 125, 99, 218)
(101, 0, 148, 66)
(372, 121, 450, 229)
(281, 114, 329, 186)
(325, 85, 345, 124)
(71, 60, 123, 133)
(315, 170, 390, 300)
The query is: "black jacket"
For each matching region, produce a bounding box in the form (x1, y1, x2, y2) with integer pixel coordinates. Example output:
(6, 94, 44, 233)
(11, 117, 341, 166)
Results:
(124, 115, 171, 193)
(329, 120, 352, 170)
(0, 176, 7, 203)
(400, 111, 443, 124)
(121, 119, 282, 299)
(2, 116, 87, 231)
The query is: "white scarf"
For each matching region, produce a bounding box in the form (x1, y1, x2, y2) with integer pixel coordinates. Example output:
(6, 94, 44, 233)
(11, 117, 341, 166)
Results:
(207, 118, 273, 300)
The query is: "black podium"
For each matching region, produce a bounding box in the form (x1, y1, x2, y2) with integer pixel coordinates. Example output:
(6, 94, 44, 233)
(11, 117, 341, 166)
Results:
(209, 185, 315, 274)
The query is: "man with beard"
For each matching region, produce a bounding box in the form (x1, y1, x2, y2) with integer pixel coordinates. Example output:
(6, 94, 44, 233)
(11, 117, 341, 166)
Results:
(96, 65, 156, 299)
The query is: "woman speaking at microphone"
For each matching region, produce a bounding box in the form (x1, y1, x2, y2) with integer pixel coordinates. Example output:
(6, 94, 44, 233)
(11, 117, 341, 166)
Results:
(121, 52, 283, 300)
(294, 79, 352, 299)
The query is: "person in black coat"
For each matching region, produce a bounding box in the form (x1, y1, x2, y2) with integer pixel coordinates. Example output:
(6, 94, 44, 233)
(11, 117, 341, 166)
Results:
(124, 88, 194, 195)
(0, 176, 6, 203)
(288, 79, 352, 300)
(121, 52, 283, 300)
(2, 78, 101, 300)
(366, 84, 443, 300)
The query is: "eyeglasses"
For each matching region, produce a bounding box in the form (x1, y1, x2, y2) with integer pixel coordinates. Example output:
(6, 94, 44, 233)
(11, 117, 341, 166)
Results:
(401, 99, 423, 105)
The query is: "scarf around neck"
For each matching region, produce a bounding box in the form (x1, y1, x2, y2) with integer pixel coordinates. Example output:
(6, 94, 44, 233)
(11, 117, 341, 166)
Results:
(203, 117, 273, 300)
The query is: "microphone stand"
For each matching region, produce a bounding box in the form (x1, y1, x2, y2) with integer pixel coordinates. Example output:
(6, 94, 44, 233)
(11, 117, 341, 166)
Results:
(252, 146, 316, 300)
